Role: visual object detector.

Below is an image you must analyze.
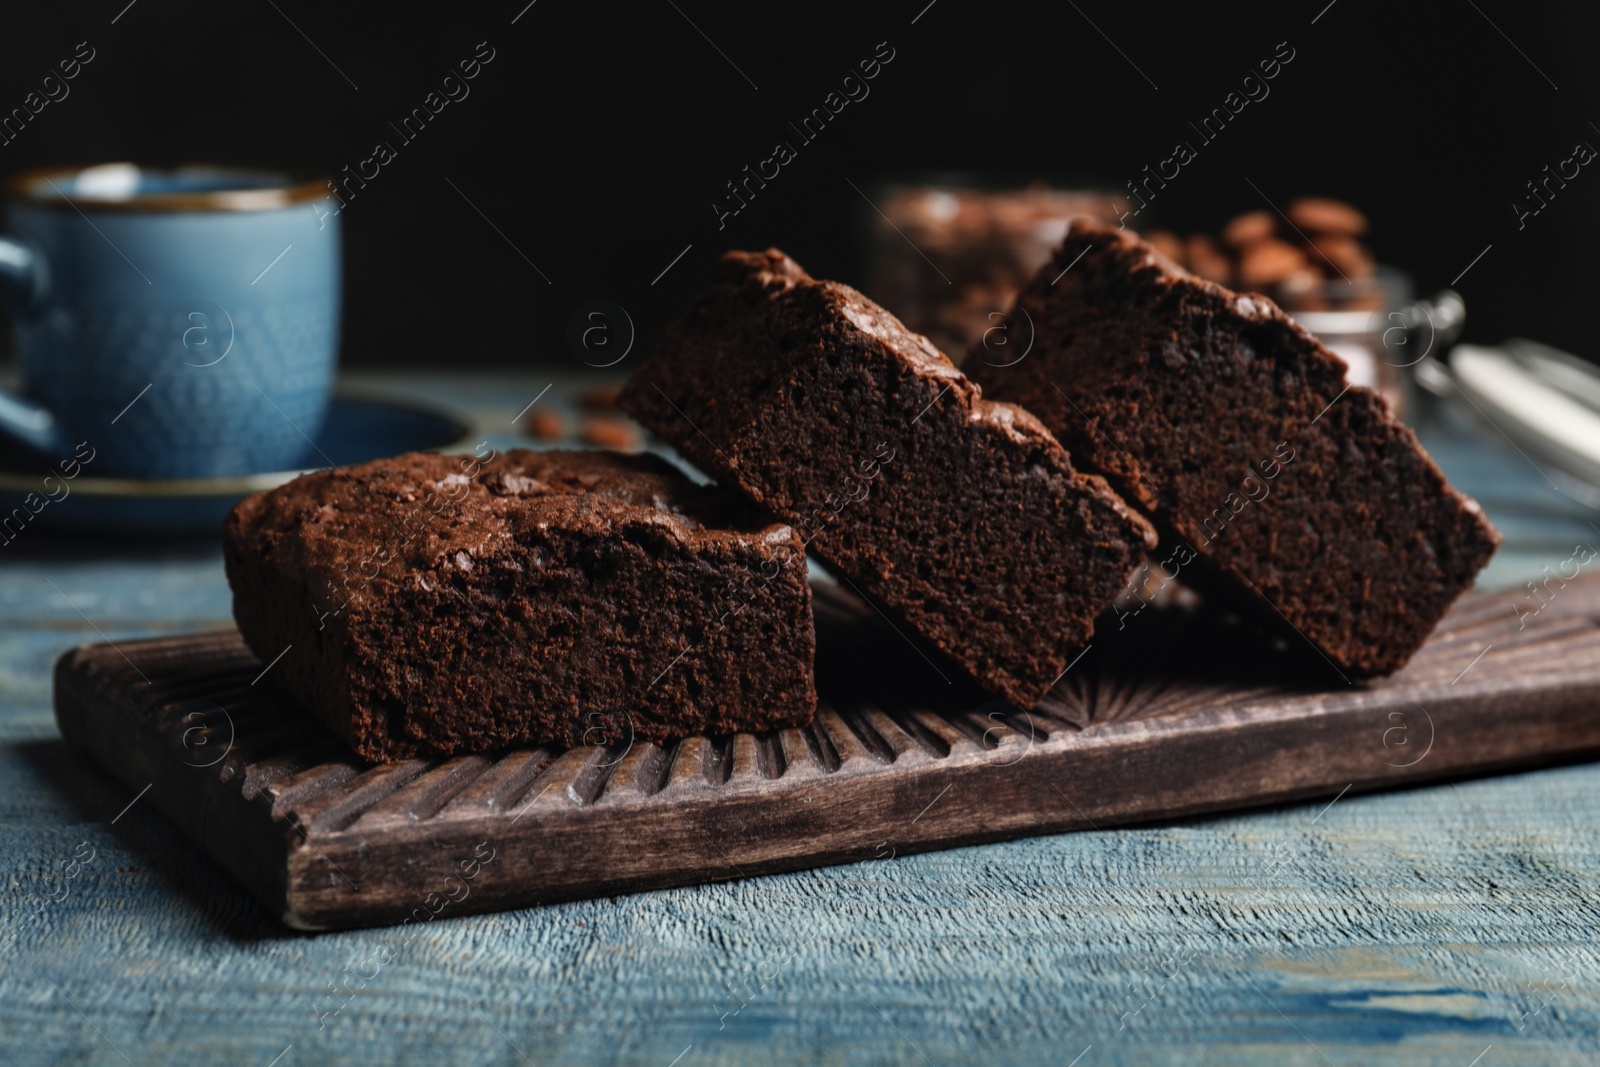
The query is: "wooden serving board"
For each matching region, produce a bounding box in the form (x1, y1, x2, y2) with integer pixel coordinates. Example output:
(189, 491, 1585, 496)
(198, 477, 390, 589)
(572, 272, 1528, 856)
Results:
(54, 576, 1600, 931)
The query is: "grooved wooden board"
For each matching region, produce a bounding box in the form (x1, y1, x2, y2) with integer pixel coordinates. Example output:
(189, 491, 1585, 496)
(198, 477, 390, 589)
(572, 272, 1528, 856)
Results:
(53, 576, 1600, 931)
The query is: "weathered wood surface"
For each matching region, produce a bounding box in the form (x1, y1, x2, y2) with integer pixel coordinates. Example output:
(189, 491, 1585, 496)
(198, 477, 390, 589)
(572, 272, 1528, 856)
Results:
(49, 573, 1600, 934)
(3, 373, 1599, 1066)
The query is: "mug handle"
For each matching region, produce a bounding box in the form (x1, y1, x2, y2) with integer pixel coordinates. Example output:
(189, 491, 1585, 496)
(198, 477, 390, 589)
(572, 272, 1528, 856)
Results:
(0, 236, 72, 456)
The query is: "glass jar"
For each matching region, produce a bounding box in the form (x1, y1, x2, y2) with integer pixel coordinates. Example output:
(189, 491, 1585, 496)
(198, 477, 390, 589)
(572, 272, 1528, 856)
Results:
(1285, 271, 1414, 416)
(862, 177, 1123, 363)
(859, 177, 1442, 418)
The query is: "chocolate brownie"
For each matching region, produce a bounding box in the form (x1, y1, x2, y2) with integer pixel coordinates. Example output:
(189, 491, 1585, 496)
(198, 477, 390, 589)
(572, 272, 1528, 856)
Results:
(619, 250, 1154, 709)
(968, 222, 1500, 677)
(223, 449, 815, 762)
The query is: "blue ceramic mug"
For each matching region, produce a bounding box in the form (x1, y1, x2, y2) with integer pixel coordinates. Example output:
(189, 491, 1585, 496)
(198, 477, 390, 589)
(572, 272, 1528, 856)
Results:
(0, 163, 341, 478)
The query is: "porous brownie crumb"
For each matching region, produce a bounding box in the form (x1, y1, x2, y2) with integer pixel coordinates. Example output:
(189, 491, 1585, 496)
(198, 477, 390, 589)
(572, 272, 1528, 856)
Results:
(223, 449, 815, 761)
(621, 249, 1154, 708)
(969, 222, 1500, 677)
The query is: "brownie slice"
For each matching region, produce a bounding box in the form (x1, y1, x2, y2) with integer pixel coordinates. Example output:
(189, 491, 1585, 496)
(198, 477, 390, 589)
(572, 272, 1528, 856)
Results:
(968, 221, 1500, 677)
(223, 449, 815, 762)
(619, 249, 1154, 709)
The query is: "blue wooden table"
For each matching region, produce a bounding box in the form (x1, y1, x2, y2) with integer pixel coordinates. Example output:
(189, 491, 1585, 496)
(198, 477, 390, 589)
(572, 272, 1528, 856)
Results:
(3, 372, 1597, 1066)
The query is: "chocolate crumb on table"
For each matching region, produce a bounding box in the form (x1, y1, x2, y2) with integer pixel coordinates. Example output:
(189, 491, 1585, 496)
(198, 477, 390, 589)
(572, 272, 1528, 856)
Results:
(578, 383, 624, 412)
(620, 248, 1154, 709)
(223, 449, 815, 762)
(969, 221, 1500, 678)
(522, 408, 566, 441)
(579, 416, 640, 450)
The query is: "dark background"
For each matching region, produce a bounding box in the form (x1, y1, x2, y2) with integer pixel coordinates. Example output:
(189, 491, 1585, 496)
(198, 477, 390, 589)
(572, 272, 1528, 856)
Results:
(0, 0, 1594, 368)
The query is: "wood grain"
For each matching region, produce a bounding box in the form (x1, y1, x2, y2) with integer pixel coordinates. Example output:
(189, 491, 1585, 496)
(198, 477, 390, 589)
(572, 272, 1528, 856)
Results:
(52, 575, 1600, 931)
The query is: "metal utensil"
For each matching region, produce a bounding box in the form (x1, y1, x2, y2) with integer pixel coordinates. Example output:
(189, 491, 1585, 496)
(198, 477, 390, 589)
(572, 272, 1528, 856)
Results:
(1416, 334, 1600, 510)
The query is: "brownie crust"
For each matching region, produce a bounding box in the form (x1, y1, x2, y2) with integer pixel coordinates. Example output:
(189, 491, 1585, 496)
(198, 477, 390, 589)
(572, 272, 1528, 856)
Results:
(620, 249, 1154, 709)
(968, 222, 1500, 677)
(223, 449, 816, 762)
